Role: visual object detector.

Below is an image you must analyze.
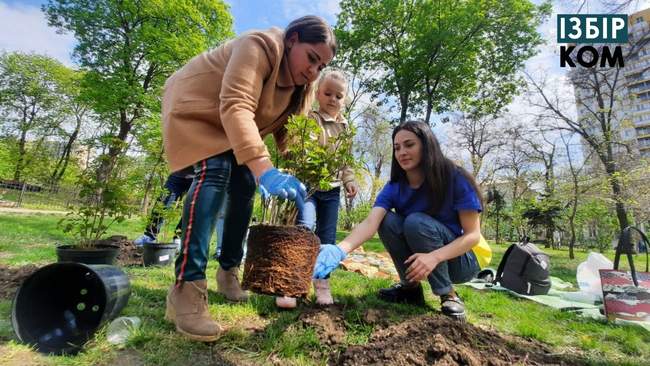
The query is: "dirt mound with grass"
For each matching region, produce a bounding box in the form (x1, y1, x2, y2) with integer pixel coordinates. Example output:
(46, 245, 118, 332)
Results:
(99, 235, 142, 266)
(0, 264, 40, 300)
(331, 314, 583, 366)
(299, 305, 347, 345)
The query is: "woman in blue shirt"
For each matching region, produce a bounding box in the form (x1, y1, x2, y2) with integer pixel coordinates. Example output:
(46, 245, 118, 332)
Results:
(313, 120, 483, 319)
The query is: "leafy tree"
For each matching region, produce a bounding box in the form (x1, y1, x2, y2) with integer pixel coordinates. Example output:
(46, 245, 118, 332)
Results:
(522, 197, 564, 247)
(44, 0, 234, 185)
(335, 0, 550, 124)
(48, 69, 91, 186)
(574, 198, 619, 252)
(354, 104, 393, 202)
(0, 52, 72, 182)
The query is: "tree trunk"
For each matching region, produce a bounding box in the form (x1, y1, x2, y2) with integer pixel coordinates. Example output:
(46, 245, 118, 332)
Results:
(495, 207, 500, 244)
(603, 158, 630, 232)
(97, 109, 132, 185)
(424, 98, 433, 125)
(13, 129, 28, 182)
(50, 125, 80, 185)
(399, 93, 409, 124)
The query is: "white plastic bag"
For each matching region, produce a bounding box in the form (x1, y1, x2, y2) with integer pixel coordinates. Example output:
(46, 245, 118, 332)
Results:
(576, 252, 613, 300)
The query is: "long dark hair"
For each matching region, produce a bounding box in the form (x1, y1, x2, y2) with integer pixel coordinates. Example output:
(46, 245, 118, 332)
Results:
(390, 120, 483, 215)
(284, 16, 337, 116)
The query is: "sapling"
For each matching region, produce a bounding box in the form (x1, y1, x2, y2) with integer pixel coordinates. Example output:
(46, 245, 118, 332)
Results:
(260, 114, 356, 226)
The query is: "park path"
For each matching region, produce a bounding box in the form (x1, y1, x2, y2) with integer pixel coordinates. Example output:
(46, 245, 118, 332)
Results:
(0, 207, 68, 215)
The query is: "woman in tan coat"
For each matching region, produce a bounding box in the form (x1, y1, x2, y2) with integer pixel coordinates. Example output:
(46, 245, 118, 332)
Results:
(163, 16, 336, 342)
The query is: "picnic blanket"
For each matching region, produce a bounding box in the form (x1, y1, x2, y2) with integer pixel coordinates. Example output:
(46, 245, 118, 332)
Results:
(462, 275, 650, 332)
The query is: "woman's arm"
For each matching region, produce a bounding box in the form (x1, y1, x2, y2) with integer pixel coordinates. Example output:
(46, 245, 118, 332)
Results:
(312, 206, 388, 279)
(405, 210, 481, 282)
(337, 207, 387, 254)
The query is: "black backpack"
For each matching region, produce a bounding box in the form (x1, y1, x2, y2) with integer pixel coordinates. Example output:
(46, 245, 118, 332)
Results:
(494, 240, 551, 295)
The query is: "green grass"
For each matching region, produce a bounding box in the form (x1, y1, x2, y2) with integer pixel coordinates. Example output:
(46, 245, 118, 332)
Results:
(1, 213, 649, 365)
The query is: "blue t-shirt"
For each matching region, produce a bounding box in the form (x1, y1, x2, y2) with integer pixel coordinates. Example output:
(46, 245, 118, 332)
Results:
(373, 169, 482, 237)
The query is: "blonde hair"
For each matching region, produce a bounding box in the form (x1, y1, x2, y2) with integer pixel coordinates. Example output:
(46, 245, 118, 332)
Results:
(318, 69, 349, 92)
(283, 15, 337, 116)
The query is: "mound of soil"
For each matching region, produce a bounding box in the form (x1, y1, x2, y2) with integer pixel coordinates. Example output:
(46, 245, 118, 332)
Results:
(243, 225, 319, 297)
(99, 235, 142, 266)
(299, 305, 347, 345)
(0, 264, 40, 300)
(332, 314, 583, 366)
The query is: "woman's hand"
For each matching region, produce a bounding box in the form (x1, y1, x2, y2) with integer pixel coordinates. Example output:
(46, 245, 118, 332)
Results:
(344, 181, 358, 199)
(405, 252, 441, 282)
(313, 245, 347, 279)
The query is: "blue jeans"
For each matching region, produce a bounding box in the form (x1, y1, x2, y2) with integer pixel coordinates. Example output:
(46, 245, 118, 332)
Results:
(175, 151, 255, 282)
(144, 169, 194, 240)
(297, 187, 341, 245)
(378, 212, 480, 295)
(214, 194, 227, 256)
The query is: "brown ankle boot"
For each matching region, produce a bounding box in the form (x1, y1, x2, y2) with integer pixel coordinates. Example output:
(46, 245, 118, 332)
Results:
(216, 266, 248, 302)
(165, 280, 222, 342)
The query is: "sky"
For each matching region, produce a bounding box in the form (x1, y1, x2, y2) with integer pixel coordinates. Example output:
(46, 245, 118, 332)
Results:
(0, 0, 341, 66)
(2, 0, 650, 129)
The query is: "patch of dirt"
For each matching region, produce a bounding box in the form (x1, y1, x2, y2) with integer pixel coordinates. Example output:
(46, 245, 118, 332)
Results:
(331, 315, 584, 366)
(0, 345, 47, 366)
(0, 264, 40, 300)
(243, 225, 319, 297)
(299, 305, 347, 345)
(101, 235, 142, 266)
(362, 308, 391, 327)
(110, 349, 145, 366)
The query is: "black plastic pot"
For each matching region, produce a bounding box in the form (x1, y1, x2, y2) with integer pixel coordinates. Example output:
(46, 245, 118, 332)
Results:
(11, 262, 131, 355)
(56, 244, 119, 265)
(142, 243, 177, 266)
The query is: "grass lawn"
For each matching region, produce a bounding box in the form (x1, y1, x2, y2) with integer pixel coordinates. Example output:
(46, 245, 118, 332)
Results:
(1, 212, 649, 365)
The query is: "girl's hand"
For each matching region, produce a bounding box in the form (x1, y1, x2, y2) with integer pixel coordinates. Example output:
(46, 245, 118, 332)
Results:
(344, 181, 358, 198)
(405, 252, 441, 282)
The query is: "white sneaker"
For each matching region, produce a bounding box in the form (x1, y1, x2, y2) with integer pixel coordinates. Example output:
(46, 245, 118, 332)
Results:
(313, 279, 334, 305)
(275, 296, 297, 309)
(134, 234, 155, 246)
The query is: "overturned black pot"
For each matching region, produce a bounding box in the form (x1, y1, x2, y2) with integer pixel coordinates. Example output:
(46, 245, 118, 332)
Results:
(142, 242, 177, 267)
(56, 244, 119, 265)
(11, 262, 131, 355)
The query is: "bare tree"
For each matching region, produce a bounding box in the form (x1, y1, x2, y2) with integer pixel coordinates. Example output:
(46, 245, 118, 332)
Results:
(448, 113, 506, 185)
(526, 61, 634, 233)
(494, 125, 536, 240)
(558, 132, 593, 258)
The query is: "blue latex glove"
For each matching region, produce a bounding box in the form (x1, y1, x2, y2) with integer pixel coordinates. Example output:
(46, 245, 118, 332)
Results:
(313, 244, 347, 279)
(258, 168, 306, 210)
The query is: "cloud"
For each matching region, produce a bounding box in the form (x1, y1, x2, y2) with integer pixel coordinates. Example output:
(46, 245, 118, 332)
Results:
(0, 2, 76, 66)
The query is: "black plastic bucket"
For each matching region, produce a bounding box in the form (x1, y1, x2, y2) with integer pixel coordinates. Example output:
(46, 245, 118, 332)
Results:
(56, 244, 120, 265)
(142, 243, 177, 266)
(11, 262, 131, 355)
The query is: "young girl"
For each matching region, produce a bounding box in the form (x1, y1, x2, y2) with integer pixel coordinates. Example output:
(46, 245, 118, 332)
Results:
(163, 16, 336, 342)
(312, 121, 483, 320)
(276, 70, 358, 309)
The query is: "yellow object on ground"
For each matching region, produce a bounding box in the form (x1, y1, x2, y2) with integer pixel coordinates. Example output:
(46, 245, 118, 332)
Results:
(472, 235, 492, 269)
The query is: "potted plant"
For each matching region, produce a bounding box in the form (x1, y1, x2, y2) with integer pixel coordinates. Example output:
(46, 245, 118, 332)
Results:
(57, 157, 135, 265)
(242, 114, 356, 297)
(141, 198, 182, 267)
